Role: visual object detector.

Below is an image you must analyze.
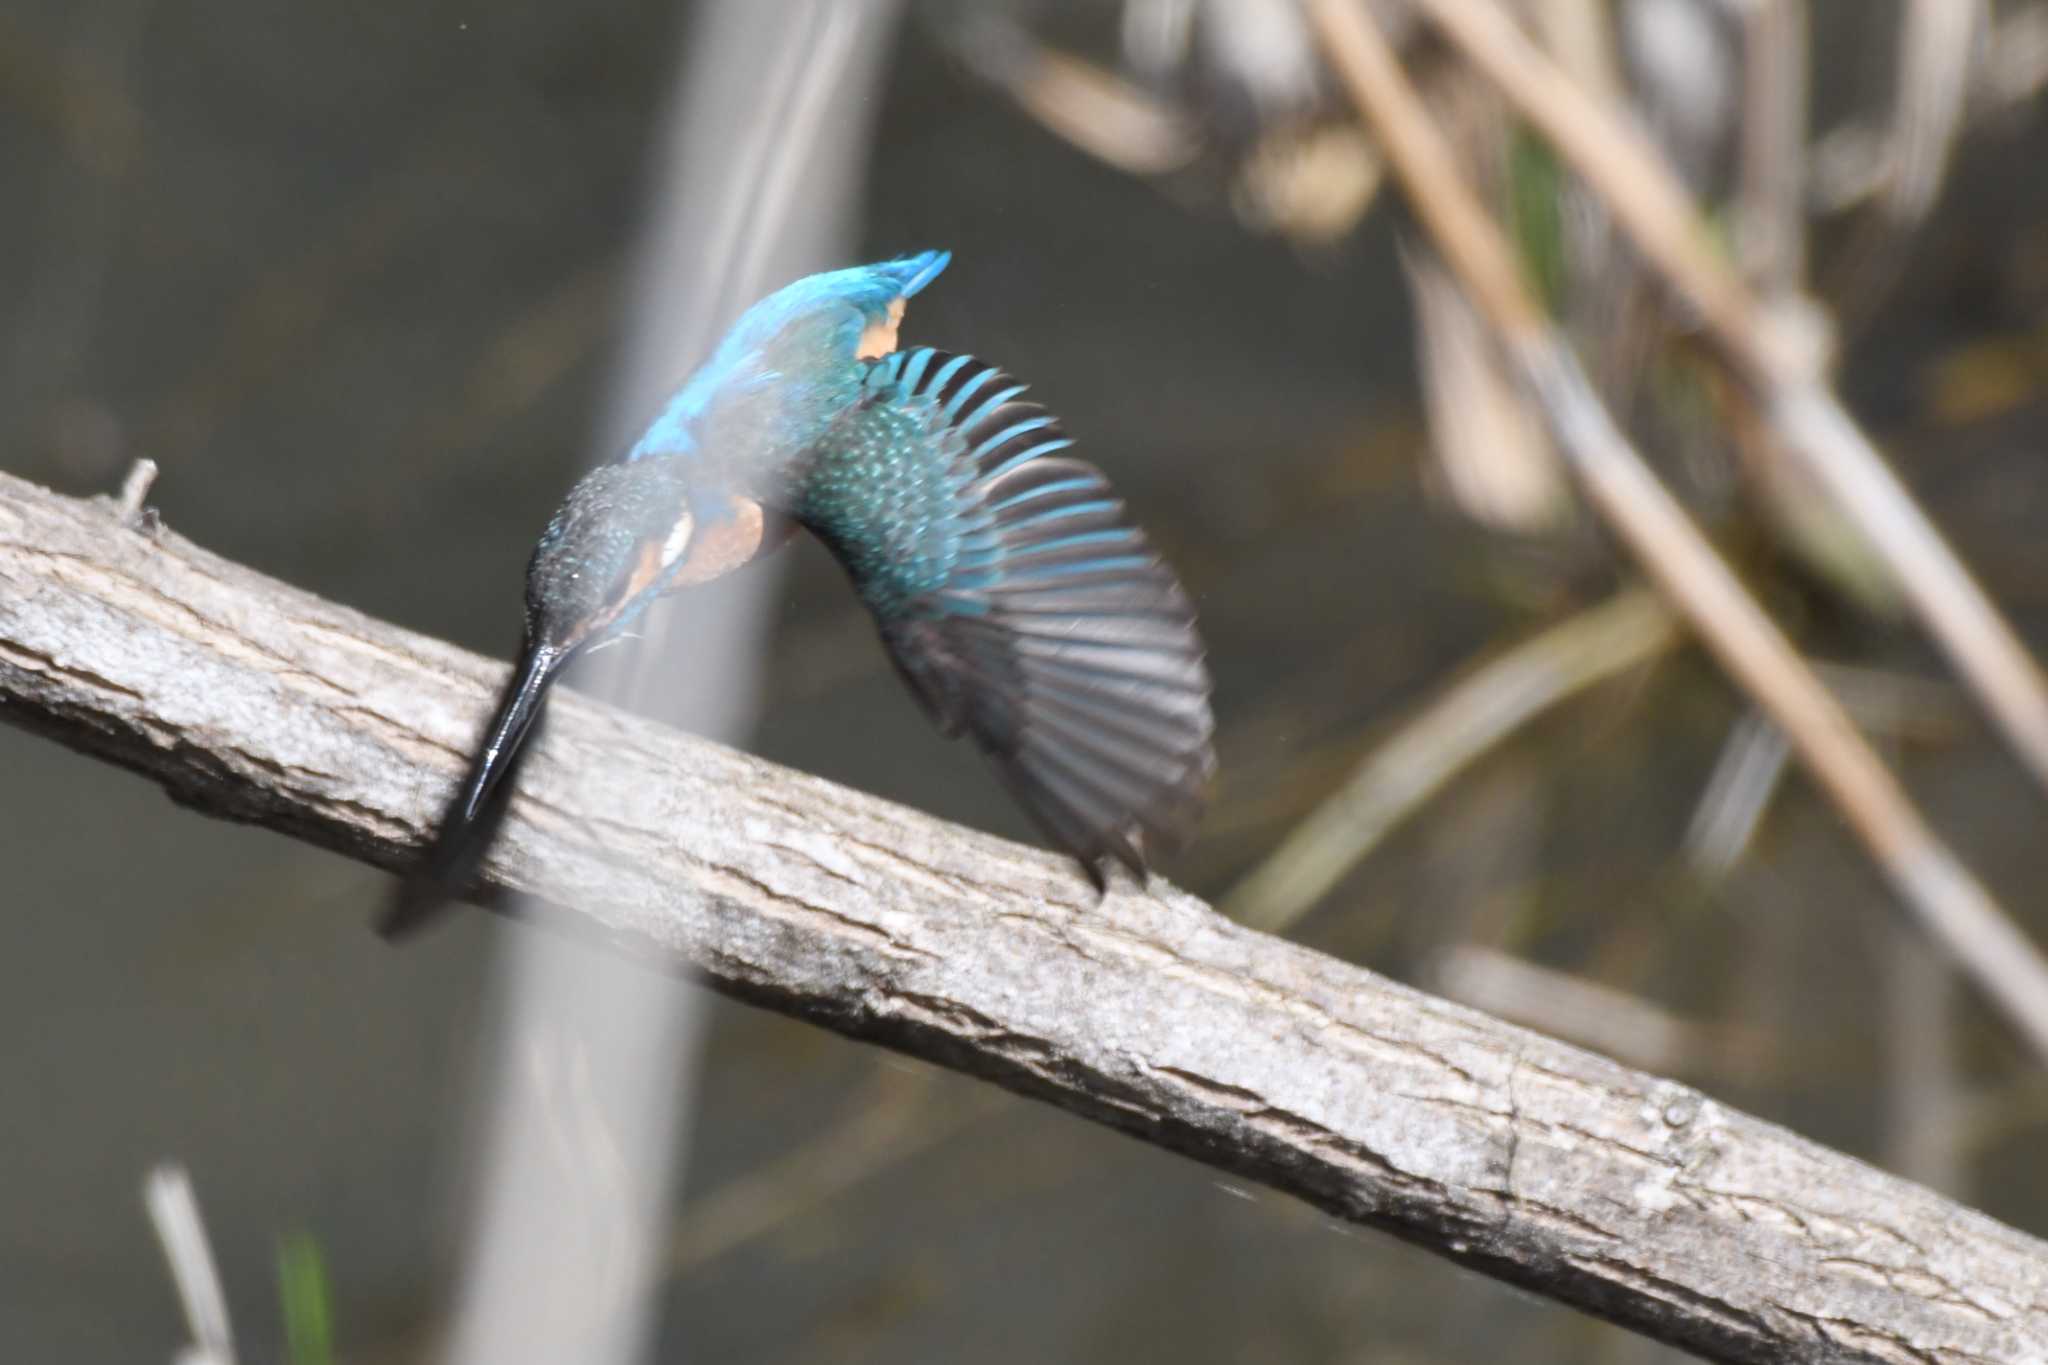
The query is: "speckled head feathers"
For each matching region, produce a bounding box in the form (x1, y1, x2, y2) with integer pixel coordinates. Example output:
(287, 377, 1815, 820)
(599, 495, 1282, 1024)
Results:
(524, 457, 694, 649)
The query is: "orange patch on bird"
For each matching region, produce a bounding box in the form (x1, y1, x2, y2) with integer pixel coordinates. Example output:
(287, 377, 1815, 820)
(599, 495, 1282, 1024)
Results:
(667, 498, 768, 587)
(596, 500, 773, 638)
(856, 296, 908, 360)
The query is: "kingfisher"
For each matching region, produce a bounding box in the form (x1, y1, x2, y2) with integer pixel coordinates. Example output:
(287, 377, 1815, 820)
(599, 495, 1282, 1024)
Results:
(382, 251, 1215, 937)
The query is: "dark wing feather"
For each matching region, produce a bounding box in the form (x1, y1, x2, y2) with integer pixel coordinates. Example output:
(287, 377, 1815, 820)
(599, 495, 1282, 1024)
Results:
(806, 348, 1215, 881)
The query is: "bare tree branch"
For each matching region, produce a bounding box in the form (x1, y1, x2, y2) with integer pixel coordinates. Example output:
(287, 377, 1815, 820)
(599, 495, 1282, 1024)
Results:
(5, 474, 2048, 1361)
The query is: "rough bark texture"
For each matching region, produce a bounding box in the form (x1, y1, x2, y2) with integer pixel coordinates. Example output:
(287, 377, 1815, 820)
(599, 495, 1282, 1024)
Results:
(1, 468, 2044, 1364)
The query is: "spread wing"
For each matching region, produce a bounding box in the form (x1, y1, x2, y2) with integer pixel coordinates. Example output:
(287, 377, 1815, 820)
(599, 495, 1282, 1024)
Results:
(796, 348, 1215, 879)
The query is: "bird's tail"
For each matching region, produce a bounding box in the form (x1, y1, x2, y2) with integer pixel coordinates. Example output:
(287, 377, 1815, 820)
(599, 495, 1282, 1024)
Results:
(378, 643, 563, 940)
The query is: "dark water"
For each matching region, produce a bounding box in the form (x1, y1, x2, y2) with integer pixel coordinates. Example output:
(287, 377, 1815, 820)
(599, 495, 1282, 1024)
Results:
(3, 3, 2045, 1361)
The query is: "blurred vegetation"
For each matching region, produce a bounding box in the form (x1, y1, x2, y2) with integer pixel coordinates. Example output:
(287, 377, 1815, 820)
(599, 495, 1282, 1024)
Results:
(4, 2, 2048, 1362)
(279, 1233, 336, 1365)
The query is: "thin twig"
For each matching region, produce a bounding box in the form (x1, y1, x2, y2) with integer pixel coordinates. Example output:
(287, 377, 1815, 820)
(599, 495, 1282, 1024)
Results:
(1827, 0, 1986, 326)
(1686, 666, 1970, 880)
(1881, 0, 1981, 223)
(1407, 243, 1571, 531)
(1407, 0, 2048, 808)
(1811, 4, 2045, 216)
(1305, 0, 2048, 1065)
(1223, 587, 1674, 932)
(1732, 0, 1809, 295)
(1435, 945, 1700, 1073)
(1813, 661, 1971, 743)
(1683, 709, 1791, 879)
(114, 455, 157, 527)
(942, 10, 1200, 176)
(143, 1163, 237, 1365)
(666, 1064, 999, 1277)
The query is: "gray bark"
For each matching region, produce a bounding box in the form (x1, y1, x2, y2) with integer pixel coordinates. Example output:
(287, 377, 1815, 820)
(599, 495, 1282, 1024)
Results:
(2, 467, 2044, 1365)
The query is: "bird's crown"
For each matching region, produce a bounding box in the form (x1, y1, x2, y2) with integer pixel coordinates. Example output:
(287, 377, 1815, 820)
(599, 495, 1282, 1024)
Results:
(718, 249, 951, 351)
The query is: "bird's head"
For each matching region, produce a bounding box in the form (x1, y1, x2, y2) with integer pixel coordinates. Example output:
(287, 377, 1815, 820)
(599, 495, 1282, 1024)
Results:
(520, 457, 701, 664)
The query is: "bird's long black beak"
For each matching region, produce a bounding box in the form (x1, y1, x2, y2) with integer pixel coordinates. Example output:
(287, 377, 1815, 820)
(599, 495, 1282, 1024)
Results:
(379, 641, 567, 940)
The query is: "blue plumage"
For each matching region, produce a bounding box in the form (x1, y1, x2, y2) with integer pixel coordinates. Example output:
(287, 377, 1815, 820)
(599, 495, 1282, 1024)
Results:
(384, 251, 1212, 936)
(628, 250, 950, 470)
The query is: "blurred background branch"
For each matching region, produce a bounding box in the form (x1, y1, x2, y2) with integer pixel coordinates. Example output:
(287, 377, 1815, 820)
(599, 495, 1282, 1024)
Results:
(1305, 0, 2048, 1065)
(144, 1165, 236, 1365)
(432, 6, 899, 1364)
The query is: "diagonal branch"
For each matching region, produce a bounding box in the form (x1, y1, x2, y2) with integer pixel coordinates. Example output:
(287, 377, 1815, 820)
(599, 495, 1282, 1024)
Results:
(3, 474, 2048, 1362)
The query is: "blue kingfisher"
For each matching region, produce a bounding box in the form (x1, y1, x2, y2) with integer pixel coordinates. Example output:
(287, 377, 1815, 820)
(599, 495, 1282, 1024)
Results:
(383, 252, 1215, 936)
